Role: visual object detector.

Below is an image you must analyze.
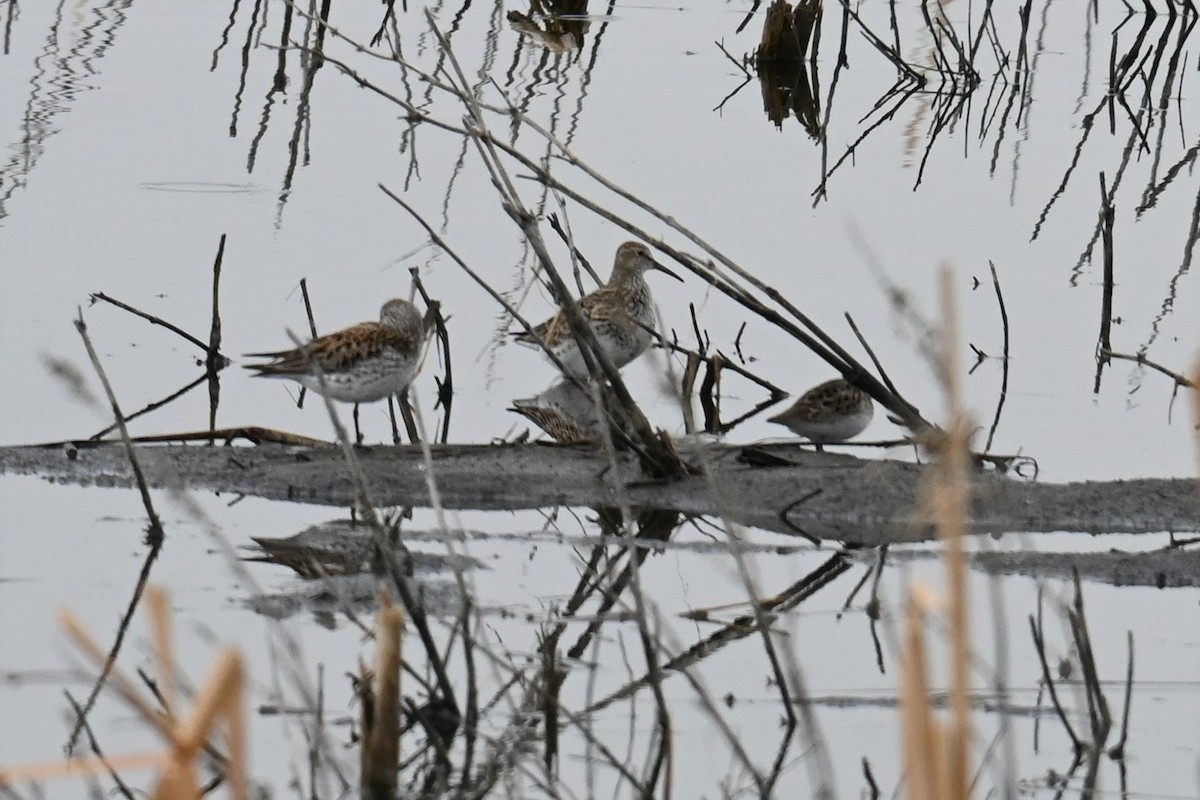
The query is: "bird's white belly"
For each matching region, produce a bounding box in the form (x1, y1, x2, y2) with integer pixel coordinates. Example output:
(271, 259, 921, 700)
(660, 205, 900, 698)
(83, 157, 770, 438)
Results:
(793, 406, 873, 443)
(295, 359, 418, 403)
(550, 318, 651, 377)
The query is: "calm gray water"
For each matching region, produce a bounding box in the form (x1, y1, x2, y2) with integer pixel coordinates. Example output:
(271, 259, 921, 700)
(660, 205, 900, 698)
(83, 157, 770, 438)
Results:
(0, 1, 1197, 797)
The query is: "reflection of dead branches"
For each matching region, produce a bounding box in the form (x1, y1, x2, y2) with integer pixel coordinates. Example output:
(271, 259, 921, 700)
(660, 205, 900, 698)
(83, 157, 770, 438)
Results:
(754, 1, 824, 136)
(1089, 171, 1198, 404)
(587, 550, 851, 713)
(1030, 571, 1133, 796)
(815, 0, 1041, 199)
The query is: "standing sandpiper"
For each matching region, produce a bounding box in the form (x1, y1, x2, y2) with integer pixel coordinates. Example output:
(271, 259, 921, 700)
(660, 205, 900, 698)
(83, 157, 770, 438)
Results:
(767, 378, 874, 451)
(514, 241, 682, 377)
(245, 298, 438, 443)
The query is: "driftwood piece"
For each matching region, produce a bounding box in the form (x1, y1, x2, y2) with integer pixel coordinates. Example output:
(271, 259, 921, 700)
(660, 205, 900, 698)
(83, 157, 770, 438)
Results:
(1, 441, 1194, 544)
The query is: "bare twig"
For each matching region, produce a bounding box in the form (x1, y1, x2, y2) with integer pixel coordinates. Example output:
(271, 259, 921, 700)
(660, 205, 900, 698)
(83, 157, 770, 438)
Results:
(89, 292, 229, 364)
(65, 311, 168, 754)
(87, 374, 210, 441)
(983, 261, 1012, 453)
(408, 267, 453, 443)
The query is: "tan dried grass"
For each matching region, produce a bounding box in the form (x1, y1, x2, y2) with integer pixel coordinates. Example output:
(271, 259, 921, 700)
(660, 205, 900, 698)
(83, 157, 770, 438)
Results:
(898, 268, 972, 800)
(0, 586, 247, 800)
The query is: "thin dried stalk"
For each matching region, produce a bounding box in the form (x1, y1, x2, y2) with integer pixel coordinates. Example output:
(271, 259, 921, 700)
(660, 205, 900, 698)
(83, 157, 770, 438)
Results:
(936, 268, 972, 800)
(899, 268, 972, 800)
(11, 597, 249, 800)
(900, 586, 944, 800)
(361, 590, 404, 799)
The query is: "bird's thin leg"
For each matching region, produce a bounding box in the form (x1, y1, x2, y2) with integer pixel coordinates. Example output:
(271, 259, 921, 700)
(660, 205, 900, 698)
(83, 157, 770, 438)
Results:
(815, 443, 825, 453)
(388, 395, 401, 444)
(354, 403, 363, 446)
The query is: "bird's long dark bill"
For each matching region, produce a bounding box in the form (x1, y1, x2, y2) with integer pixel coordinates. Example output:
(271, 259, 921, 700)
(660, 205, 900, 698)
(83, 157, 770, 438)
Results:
(422, 303, 441, 334)
(651, 259, 684, 282)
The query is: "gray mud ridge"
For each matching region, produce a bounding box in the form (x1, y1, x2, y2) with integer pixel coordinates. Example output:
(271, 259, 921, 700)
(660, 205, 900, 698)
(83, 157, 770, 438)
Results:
(1, 440, 1195, 544)
(886, 546, 1200, 588)
(972, 546, 1200, 588)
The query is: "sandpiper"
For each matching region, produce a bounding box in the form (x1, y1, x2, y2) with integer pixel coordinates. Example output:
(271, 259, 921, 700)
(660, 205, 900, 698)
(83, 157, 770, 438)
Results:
(767, 378, 874, 451)
(514, 241, 682, 377)
(508, 379, 604, 444)
(245, 298, 438, 443)
(509, 402, 598, 444)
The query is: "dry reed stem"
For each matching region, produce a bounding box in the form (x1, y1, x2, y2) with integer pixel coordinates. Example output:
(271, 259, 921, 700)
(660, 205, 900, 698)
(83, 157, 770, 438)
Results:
(147, 587, 176, 718)
(361, 589, 404, 799)
(1, 592, 247, 799)
(0, 752, 167, 786)
(59, 610, 176, 742)
(936, 268, 972, 800)
(899, 268, 972, 800)
(154, 649, 246, 800)
(900, 585, 943, 800)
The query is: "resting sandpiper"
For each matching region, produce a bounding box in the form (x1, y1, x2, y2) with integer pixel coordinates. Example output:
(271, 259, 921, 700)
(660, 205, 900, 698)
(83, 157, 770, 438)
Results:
(509, 379, 604, 444)
(245, 298, 438, 442)
(767, 378, 874, 451)
(514, 241, 682, 377)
